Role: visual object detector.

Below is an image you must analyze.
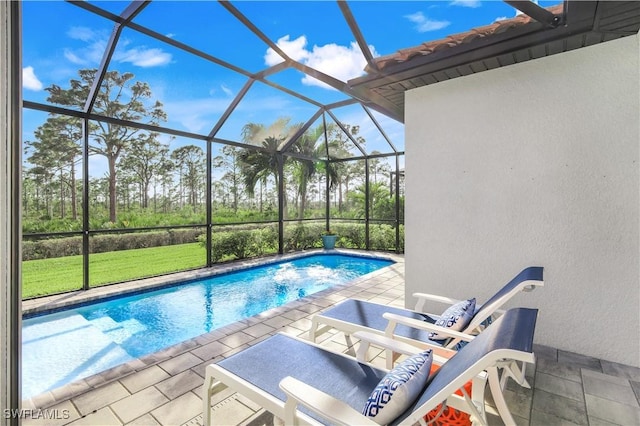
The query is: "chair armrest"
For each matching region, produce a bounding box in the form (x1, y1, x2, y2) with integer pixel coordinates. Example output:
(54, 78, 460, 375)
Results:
(382, 312, 476, 342)
(413, 292, 461, 312)
(353, 331, 424, 360)
(279, 376, 378, 426)
(353, 331, 453, 365)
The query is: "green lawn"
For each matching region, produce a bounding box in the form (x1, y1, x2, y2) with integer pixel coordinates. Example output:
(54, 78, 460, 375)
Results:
(22, 243, 206, 299)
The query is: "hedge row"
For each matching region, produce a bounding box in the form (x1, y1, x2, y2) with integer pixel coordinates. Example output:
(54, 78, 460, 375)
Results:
(206, 226, 279, 261)
(207, 222, 404, 262)
(23, 222, 405, 261)
(22, 228, 203, 261)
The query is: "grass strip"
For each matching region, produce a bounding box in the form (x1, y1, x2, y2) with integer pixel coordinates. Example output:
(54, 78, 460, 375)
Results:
(23, 243, 206, 299)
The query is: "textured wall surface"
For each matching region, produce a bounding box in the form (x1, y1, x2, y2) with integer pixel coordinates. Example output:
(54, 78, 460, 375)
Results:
(405, 34, 639, 366)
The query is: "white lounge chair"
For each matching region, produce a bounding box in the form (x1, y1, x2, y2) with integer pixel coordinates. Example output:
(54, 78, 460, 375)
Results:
(203, 307, 538, 426)
(309, 266, 543, 358)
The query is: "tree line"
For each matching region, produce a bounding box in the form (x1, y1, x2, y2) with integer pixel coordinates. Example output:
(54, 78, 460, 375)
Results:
(23, 69, 403, 234)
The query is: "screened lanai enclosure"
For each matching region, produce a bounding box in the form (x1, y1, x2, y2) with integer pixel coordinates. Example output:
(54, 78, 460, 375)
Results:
(21, 0, 640, 301)
(21, 1, 407, 299)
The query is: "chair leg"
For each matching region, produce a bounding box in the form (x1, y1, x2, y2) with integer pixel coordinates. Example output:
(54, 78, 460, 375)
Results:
(499, 360, 530, 389)
(356, 340, 370, 363)
(283, 397, 300, 426)
(203, 370, 214, 426)
(385, 348, 401, 369)
(202, 370, 226, 426)
(486, 366, 517, 426)
(308, 319, 319, 342)
(471, 371, 488, 424)
(308, 321, 333, 343)
(344, 332, 354, 349)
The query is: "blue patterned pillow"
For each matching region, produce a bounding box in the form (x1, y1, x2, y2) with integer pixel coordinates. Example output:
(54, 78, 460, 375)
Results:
(362, 350, 433, 425)
(428, 298, 476, 341)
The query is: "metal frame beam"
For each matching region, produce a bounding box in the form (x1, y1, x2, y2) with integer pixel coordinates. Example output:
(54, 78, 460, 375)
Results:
(206, 142, 212, 267)
(323, 113, 331, 232)
(277, 154, 284, 254)
(280, 108, 324, 154)
(325, 109, 367, 156)
(337, 1, 379, 73)
(363, 105, 397, 153)
(82, 119, 90, 291)
(325, 98, 359, 110)
(83, 1, 149, 113)
(395, 154, 401, 253)
(364, 158, 370, 250)
(219, 1, 293, 64)
(328, 150, 404, 163)
(208, 79, 254, 139)
(505, 0, 564, 27)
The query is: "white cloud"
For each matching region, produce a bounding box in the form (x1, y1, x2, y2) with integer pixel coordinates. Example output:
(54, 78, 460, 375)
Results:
(405, 12, 451, 33)
(163, 97, 232, 133)
(208, 84, 235, 97)
(264, 35, 310, 66)
(494, 16, 509, 22)
(450, 0, 481, 8)
(264, 35, 375, 89)
(23, 66, 43, 91)
(64, 27, 107, 65)
(67, 26, 97, 42)
(63, 49, 88, 65)
(302, 42, 374, 89)
(63, 27, 172, 68)
(220, 84, 233, 97)
(116, 48, 172, 67)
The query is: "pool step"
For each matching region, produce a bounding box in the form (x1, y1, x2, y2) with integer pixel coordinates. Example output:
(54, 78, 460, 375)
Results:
(22, 313, 136, 399)
(89, 316, 147, 344)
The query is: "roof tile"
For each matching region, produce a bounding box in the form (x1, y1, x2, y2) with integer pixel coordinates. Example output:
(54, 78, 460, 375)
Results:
(373, 4, 563, 70)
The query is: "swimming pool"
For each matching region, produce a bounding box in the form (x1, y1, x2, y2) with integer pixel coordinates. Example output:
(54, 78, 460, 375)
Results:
(22, 253, 393, 399)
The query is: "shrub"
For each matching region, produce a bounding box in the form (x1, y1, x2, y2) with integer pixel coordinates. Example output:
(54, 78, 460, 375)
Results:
(333, 223, 366, 249)
(208, 224, 279, 262)
(370, 224, 397, 251)
(284, 223, 324, 251)
(22, 228, 203, 261)
(23, 237, 83, 260)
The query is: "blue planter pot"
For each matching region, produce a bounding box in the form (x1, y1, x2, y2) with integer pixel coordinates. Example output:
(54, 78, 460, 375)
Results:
(322, 235, 337, 249)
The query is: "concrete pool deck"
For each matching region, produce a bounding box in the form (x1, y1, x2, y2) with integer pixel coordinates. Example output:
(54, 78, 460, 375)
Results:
(21, 251, 640, 426)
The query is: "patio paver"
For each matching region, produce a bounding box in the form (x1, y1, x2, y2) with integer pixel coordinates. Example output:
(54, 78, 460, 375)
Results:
(110, 387, 169, 424)
(20, 252, 640, 426)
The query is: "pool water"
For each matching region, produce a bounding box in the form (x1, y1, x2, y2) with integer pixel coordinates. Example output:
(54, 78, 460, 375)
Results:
(22, 253, 393, 399)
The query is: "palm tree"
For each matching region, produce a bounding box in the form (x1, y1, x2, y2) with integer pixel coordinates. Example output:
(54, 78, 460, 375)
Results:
(239, 118, 306, 219)
(238, 136, 285, 217)
(289, 124, 325, 219)
(350, 181, 392, 219)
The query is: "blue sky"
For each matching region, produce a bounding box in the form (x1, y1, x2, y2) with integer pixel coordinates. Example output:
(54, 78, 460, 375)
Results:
(21, 0, 558, 170)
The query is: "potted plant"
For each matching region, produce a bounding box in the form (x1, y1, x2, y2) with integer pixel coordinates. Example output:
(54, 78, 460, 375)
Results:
(321, 230, 337, 249)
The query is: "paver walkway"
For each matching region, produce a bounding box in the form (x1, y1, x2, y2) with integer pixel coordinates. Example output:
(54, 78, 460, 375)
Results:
(21, 251, 640, 425)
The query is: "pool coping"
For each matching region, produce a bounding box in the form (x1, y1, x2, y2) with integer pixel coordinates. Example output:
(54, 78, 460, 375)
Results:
(22, 248, 399, 316)
(21, 249, 404, 408)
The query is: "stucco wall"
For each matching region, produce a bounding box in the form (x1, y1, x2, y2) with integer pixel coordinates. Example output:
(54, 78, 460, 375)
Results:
(405, 34, 639, 366)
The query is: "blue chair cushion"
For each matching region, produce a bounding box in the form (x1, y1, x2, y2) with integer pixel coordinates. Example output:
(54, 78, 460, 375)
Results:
(362, 350, 433, 425)
(428, 298, 476, 341)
